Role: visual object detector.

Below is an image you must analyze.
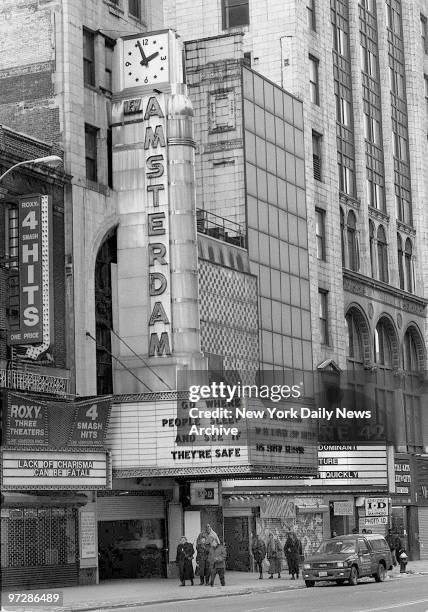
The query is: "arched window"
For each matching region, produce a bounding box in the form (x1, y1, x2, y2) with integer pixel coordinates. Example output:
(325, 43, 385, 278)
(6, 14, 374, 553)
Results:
(95, 228, 117, 395)
(404, 238, 413, 293)
(340, 207, 345, 267)
(397, 234, 404, 290)
(346, 210, 359, 271)
(369, 220, 376, 278)
(377, 225, 388, 283)
(403, 329, 418, 372)
(346, 311, 363, 361)
(374, 320, 392, 366)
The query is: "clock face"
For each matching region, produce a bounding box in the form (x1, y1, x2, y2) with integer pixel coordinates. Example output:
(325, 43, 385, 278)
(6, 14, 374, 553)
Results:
(123, 32, 169, 88)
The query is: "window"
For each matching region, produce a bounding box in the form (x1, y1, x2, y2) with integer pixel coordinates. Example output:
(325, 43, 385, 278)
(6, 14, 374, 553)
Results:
(364, 114, 381, 145)
(360, 46, 377, 78)
(421, 14, 428, 54)
(336, 96, 351, 126)
(393, 132, 407, 162)
(85, 124, 98, 182)
(309, 55, 319, 105)
(107, 127, 113, 189)
(222, 0, 249, 29)
(105, 40, 114, 93)
(334, 26, 348, 57)
(376, 225, 388, 283)
(397, 234, 404, 290)
(83, 28, 95, 86)
(346, 312, 363, 361)
(396, 189, 412, 226)
(340, 208, 346, 267)
(129, 0, 141, 19)
(346, 210, 359, 272)
(339, 164, 353, 195)
(361, 0, 374, 12)
(367, 178, 384, 210)
(307, 0, 316, 31)
(315, 208, 326, 260)
(312, 131, 322, 181)
(389, 68, 404, 98)
(319, 289, 329, 345)
(374, 320, 393, 366)
(403, 330, 418, 372)
(404, 238, 413, 293)
(369, 220, 376, 278)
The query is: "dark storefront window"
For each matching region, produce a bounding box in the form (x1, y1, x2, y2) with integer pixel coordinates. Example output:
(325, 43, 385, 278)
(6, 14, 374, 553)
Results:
(98, 519, 165, 579)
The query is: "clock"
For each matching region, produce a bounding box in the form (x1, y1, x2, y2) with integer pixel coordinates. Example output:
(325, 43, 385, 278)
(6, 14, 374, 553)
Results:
(123, 31, 170, 88)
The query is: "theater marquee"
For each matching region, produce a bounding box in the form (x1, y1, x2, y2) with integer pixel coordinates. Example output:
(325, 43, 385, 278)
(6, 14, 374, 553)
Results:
(1, 450, 111, 490)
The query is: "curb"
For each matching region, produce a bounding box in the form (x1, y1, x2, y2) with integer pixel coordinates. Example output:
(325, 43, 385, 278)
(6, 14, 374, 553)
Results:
(60, 584, 305, 611)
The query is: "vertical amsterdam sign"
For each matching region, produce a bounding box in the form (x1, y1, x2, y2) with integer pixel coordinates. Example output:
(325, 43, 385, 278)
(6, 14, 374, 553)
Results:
(9, 194, 52, 349)
(143, 96, 172, 357)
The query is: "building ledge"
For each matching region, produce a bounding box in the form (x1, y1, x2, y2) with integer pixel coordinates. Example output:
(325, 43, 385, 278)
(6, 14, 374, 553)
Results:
(343, 269, 427, 315)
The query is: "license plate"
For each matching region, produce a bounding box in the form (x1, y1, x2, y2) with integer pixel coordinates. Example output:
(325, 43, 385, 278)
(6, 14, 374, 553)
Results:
(318, 571, 328, 577)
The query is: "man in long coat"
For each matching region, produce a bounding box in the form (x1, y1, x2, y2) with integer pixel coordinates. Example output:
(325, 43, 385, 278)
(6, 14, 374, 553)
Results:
(266, 532, 282, 579)
(252, 534, 267, 579)
(176, 536, 195, 586)
(284, 532, 303, 579)
(196, 535, 210, 585)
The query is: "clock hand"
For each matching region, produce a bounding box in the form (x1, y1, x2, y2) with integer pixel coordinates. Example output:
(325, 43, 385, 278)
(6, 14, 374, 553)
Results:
(136, 40, 148, 66)
(145, 51, 160, 63)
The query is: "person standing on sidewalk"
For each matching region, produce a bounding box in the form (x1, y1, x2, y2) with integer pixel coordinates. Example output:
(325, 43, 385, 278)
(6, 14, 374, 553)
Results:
(267, 532, 282, 579)
(284, 532, 303, 580)
(209, 540, 227, 586)
(386, 529, 401, 567)
(196, 535, 210, 585)
(176, 536, 195, 586)
(251, 534, 267, 579)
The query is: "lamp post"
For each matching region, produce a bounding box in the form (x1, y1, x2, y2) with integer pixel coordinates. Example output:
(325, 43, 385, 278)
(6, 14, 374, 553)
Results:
(0, 155, 63, 183)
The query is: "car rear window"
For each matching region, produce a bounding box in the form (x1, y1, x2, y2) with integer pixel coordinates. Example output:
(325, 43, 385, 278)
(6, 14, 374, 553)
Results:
(369, 538, 388, 551)
(317, 539, 356, 554)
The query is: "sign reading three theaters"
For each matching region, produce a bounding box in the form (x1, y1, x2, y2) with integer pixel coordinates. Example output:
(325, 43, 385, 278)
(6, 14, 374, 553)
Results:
(3, 391, 112, 449)
(9, 194, 52, 346)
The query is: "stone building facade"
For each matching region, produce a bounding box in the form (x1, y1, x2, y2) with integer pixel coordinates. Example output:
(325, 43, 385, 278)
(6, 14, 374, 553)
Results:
(163, 0, 428, 560)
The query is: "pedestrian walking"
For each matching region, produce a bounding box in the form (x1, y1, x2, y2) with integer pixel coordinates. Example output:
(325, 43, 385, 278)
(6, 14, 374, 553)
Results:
(208, 539, 227, 586)
(266, 532, 282, 579)
(284, 532, 303, 580)
(251, 534, 267, 579)
(176, 536, 195, 586)
(196, 535, 210, 585)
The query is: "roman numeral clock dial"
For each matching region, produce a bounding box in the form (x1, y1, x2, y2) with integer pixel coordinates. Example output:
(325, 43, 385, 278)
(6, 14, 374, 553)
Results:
(123, 31, 170, 89)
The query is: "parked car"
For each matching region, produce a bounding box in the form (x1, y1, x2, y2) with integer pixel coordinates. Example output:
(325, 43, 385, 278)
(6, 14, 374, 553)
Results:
(302, 534, 393, 587)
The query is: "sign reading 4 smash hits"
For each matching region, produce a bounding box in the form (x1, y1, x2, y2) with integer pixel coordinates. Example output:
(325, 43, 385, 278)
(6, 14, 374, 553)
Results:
(68, 397, 111, 446)
(9, 195, 52, 346)
(3, 391, 112, 449)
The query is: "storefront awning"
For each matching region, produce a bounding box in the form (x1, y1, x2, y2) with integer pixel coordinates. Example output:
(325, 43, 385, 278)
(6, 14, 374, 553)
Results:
(296, 504, 329, 513)
(1, 492, 88, 507)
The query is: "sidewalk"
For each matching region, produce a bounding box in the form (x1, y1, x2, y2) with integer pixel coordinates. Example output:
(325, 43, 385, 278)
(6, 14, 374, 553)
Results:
(3, 561, 428, 612)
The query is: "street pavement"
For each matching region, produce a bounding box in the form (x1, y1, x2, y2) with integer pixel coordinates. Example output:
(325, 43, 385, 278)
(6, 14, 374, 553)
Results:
(1, 562, 428, 612)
